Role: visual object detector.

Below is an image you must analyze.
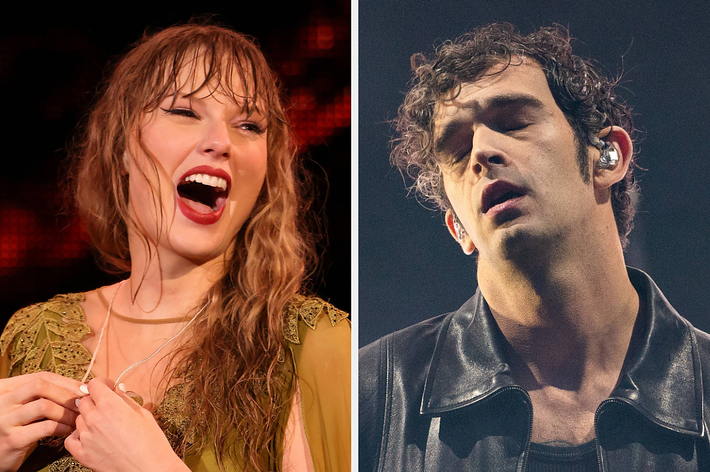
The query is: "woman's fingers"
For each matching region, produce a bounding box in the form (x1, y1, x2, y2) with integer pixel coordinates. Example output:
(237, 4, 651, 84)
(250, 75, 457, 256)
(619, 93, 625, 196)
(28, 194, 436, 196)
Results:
(114, 383, 145, 411)
(1, 374, 83, 413)
(64, 427, 84, 459)
(77, 378, 143, 422)
(76, 393, 96, 415)
(0, 371, 83, 396)
(84, 377, 142, 410)
(75, 412, 86, 431)
(63, 378, 182, 472)
(85, 377, 114, 396)
(8, 398, 78, 428)
(0, 418, 74, 472)
(20, 419, 75, 442)
(0, 373, 84, 439)
(0, 372, 85, 472)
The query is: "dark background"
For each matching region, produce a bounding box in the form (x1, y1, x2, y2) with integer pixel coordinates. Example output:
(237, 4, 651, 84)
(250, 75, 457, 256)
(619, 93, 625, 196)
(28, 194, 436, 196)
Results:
(359, 1, 710, 346)
(0, 3, 351, 330)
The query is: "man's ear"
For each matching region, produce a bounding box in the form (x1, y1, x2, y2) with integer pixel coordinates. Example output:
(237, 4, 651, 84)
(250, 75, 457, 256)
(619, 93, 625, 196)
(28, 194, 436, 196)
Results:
(592, 126, 633, 190)
(445, 209, 476, 255)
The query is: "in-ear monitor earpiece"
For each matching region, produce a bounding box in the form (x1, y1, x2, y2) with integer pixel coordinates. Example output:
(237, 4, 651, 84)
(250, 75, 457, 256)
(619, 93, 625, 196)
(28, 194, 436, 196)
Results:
(589, 134, 619, 169)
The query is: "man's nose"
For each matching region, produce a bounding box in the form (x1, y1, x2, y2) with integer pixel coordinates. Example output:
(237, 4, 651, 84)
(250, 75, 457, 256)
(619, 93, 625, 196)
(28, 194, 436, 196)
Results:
(470, 128, 507, 175)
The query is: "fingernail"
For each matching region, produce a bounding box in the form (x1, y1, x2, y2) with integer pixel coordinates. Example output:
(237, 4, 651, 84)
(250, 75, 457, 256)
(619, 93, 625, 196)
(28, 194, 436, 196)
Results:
(79, 384, 89, 395)
(75, 398, 81, 407)
(117, 383, 127, 392)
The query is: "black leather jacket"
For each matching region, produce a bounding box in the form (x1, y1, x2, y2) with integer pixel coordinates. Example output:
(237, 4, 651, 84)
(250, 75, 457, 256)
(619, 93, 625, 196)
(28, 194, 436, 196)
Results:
(360, 268, 710, 471)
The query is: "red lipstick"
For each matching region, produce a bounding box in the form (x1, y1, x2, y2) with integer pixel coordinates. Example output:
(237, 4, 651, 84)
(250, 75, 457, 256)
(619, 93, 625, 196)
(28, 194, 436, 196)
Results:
(176, 166, 231, 225)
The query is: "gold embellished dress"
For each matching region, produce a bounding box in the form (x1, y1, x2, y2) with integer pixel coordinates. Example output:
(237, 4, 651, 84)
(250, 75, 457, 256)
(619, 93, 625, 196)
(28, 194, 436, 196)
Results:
(0, 293, 350, 472)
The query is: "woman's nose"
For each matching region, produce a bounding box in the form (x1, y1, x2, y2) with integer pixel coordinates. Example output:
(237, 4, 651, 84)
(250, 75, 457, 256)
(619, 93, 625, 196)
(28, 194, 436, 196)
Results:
(199, 121, 232, 159)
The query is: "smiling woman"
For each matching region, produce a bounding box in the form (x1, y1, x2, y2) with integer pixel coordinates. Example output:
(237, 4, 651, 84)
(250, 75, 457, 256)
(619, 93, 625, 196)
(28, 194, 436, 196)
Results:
(125, 58, 269, 262)
(0, 23, 349, 472)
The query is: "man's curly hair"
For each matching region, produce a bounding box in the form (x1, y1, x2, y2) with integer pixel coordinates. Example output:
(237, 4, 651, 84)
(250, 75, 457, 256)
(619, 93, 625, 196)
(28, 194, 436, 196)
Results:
(391, 23, 638, 248)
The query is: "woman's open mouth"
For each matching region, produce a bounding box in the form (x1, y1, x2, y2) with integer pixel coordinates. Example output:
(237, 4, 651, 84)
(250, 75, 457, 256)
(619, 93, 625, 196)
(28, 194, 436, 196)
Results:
(176, 167, 231, 225)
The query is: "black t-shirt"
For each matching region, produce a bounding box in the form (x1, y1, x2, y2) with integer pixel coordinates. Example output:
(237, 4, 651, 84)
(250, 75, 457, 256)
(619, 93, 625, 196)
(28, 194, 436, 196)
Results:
(527, 440, 598, 472)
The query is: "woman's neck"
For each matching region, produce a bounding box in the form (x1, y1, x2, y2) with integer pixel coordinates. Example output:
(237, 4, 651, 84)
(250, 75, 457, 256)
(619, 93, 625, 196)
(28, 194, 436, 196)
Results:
(117, 237, 226, 320)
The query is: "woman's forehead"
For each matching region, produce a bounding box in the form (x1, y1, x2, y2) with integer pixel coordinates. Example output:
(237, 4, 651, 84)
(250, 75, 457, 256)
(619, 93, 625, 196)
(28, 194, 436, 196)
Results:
(150, 46, 262, 101)
(152, 74, 268, 121)
(171, 56, 250, 98)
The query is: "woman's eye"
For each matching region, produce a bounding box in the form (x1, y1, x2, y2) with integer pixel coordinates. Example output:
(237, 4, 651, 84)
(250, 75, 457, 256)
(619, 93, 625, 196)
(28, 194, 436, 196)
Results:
(237, 122, 266, 135)
(161, 107, 198, 118)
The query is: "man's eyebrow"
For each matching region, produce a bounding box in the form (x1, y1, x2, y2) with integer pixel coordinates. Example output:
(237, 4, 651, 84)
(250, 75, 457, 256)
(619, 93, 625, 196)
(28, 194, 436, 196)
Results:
(483, 93, 545, 113)
(434, 93, 545, 154)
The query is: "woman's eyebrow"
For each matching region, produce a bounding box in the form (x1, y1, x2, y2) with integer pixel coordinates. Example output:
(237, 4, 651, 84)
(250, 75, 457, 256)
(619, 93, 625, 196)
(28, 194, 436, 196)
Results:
(160, 93, 190, 106)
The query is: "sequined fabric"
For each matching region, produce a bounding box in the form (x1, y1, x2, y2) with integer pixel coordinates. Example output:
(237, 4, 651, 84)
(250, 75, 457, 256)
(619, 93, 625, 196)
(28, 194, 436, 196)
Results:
(0, 294, 91, 380)
(283, 294, 349, 344)
(0, 293, 350, 472)
(154, 383, 193, 452)
(47, 456, 89, 472)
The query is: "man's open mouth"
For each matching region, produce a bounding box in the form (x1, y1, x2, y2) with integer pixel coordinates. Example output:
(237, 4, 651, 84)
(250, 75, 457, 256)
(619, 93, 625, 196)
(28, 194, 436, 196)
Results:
(481, 181, 526, 214)
(177, 173, 229, 214)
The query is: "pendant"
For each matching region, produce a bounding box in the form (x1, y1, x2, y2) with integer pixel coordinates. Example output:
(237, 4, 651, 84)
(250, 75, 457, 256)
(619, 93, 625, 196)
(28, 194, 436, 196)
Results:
(125, 390, 144, 406)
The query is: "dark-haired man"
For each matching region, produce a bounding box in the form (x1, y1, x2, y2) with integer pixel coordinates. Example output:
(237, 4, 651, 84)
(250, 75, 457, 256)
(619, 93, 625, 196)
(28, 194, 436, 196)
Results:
(360, 24, 710, 471)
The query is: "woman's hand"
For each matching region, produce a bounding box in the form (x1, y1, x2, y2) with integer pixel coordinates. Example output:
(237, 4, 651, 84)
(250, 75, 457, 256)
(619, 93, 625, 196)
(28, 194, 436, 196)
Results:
(0, 371, 83, 472)
(65, 378, 189, 472)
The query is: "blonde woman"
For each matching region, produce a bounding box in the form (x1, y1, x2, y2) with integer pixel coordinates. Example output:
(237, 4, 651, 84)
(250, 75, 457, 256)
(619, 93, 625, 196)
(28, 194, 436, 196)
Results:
(0, 23, 349, 472)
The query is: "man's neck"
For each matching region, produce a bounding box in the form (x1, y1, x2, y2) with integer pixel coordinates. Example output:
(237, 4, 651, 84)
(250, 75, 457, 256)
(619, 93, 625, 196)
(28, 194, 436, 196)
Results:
(477, 236, 639, 390)
(476, 233, 640, 445)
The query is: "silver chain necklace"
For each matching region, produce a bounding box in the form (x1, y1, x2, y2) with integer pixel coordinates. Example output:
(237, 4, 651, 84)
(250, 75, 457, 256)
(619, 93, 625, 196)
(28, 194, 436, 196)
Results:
(81, 280, 207, 405)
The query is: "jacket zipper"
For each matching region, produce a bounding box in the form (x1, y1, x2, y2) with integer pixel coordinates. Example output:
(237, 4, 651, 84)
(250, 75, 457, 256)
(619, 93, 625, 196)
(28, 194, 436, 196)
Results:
(594, 397, 624, 472)
(594, 436, 603, 472)
(520, 388, 534, 472)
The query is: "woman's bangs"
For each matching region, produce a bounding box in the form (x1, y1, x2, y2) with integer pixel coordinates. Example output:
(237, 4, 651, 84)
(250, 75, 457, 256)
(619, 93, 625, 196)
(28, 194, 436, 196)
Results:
(145, 38, 271, 118)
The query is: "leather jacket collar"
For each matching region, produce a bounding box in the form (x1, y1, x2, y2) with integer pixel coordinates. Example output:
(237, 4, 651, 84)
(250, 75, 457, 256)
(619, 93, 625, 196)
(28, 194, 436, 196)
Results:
(420, 267, 704, 437)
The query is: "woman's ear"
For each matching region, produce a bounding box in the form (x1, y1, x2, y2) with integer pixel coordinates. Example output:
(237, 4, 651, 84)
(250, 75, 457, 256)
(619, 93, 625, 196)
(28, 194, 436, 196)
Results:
(445, 209, 476, 255)
(592, 126, 633, 190)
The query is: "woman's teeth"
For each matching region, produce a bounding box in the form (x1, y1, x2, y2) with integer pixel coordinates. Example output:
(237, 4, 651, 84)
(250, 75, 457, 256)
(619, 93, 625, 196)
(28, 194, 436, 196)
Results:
(181, 173, 228, 191)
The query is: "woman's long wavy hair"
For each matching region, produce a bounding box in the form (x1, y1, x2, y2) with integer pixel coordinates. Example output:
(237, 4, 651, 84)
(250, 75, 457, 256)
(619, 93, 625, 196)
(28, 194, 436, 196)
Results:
(70, 22, 314, 471)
